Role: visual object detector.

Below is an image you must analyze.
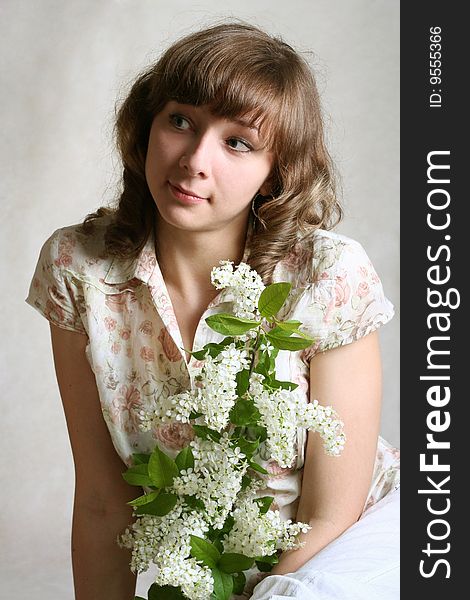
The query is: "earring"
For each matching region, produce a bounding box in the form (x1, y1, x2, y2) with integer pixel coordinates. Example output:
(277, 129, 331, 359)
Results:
(251, 192, 272, 223)
(251, 194, 260, 219)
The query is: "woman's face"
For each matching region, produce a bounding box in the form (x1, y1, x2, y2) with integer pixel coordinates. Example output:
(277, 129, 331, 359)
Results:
(145, 101, 274, 234)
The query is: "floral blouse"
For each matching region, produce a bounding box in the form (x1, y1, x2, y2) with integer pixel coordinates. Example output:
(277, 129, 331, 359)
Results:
(26, 217, 400, 526)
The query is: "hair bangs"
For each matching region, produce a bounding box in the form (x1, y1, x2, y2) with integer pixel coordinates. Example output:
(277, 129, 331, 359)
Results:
(156, 33, 292, 152)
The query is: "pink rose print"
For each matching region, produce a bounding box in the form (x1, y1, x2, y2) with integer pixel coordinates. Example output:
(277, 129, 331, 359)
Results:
(120, 328, 131, 340)
(153, 422, 195, 450)
(265, 459, 294, 480)
(371, 270, 380, 284)
(139, 251, 157, 275)
(111, 341, 121, 354)
(282, 242, 311, 270)
(104, 316, 117, 331)
(54, 253, 73, 268)
(334, 274, 350, 307)
(292, 371, 309, 395)
(54, 232, 76, 268)
(322, 297, 336, 324)
(356, 281, 370, 299)
(300, 340, 321, 364)
(140, 346, 155, 362)
(139, 320, 154, 336)
(111, 384, 143, 433)
(191, 359, 205, 369)
(45, 299, 65, 323)
(105, 292, 137, 314)
(359, 265, 369, 278)
(158, 328, 181, 362)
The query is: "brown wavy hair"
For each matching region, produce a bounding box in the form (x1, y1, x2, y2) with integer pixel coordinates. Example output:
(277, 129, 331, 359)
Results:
(81, 20, 342, 283)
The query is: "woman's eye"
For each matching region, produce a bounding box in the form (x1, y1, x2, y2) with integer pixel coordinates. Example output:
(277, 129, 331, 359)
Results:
(227, 137, 252, 152)
(170, 114, 190, 129)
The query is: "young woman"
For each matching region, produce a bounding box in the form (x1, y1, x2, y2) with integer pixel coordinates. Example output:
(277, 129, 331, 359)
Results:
(26, 22, 399, 600)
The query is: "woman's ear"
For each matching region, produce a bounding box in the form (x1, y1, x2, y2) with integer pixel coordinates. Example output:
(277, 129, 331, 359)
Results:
(259, 174, 274, 197)
(258, 184, 271, 196)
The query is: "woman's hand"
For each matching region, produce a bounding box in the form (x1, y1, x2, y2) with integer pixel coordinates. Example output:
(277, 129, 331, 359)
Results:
(50, 324, 140, 599)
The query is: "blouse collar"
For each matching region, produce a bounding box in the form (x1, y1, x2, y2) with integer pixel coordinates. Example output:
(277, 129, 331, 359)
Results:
(103, 215, 254, 286)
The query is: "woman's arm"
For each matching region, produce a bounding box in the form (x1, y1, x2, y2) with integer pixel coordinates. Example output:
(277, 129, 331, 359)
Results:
(50, 324, 140, 599)
(270, 331, 382, 575)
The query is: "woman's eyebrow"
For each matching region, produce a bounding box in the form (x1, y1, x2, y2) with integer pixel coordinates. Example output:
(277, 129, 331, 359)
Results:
(232, 117, 259, 132)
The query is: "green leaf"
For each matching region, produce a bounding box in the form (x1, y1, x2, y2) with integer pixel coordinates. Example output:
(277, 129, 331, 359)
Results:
(258, 283, 292, 318)
(255, 560, 274, 572)
(189, 410, 203, 419)
(191, 338, 236, 360)
(122, 463, 154, 487)
(254, 358, 269, 378)
(255, 496, 274, 514)
(255, 552, 279, 565)
(219, 515, 235, 535)
(192, 424, 221, 442)
(270, 324, 315, 342)
(131, 453, 151, 465)
(229, 398, 261, 426)
(268, 325, 295, 338)
(175, 446, 195, 472)
(269, 379, 299, 391)
(148, 583, 185, 599)
(206, 313, 260, 335)
(246, 426, 267, 442)
(275, 319, 302, 331)
(211, 568, 234, 600)
(235, 436, 260, 459)
(191, 348, 208, 360)
(184, 495, 206, 510)
(240, 475, 252, 490)
(266, 332, 314, 351)
(190, 535, 221, 569)
(127, 490, 159, 507)
(236, 368, 251, 397)
(135, 492, 178, 516)
(248, 460, 268, 474)
(218, 553, 255, 573)
(232, 571, 246, 595)
(148, 446, 179, 488)
(258, 348, 272, 375)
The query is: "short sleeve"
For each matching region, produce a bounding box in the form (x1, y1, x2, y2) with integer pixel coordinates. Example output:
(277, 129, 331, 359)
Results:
(25, 230, 87, 334)
(297, 238, 394, 362)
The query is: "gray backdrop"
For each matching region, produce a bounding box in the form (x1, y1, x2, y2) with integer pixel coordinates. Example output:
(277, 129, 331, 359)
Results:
(0, 0, 399, 596)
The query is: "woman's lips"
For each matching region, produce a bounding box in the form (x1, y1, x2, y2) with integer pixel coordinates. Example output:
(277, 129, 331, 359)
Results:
(168, 182, 208, 204)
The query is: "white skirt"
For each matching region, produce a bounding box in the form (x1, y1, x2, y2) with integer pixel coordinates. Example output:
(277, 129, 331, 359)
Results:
(249, 487, 400, 600)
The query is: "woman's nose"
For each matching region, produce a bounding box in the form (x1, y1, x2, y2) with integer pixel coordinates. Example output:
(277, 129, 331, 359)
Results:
(178, 134, 212, 177)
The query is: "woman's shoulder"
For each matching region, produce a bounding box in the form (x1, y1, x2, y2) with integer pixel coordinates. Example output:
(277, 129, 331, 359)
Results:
(39, 215, 114, 282)
(276, 228, 374, 287)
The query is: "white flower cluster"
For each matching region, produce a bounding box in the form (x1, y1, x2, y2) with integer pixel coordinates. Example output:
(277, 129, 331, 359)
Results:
(249, 374, 346, 468)
(222, 494, 311, 558)
(121, 262, 348, 600)
(139, 344, 250, 432)
(172, 434, 248, 529)
(118, 499, 213, 599)
(211, 261, 265, 319)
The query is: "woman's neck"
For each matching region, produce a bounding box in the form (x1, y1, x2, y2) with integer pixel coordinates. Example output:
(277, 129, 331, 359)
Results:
(155, 217, 249, 300)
